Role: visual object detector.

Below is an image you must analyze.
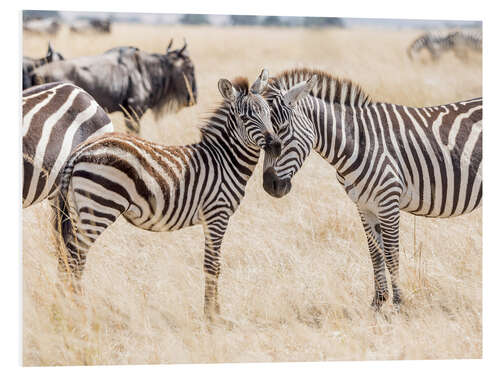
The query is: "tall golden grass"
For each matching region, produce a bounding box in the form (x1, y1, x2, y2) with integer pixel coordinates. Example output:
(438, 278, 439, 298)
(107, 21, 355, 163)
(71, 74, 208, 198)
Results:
(22, 23, 482, 365)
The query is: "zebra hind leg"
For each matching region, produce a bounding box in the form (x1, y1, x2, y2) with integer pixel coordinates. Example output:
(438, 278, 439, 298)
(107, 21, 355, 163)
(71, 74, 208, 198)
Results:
(51, 185, 124, 293)
(358, 210, 389, 310)
(51, 195, 89, 293)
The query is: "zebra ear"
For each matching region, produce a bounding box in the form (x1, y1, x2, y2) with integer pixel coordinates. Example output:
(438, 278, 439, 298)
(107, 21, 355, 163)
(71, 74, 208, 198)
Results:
(218, 79, 238, 102)
(250, 68, 269, 94)
(283, 75, 318, 106)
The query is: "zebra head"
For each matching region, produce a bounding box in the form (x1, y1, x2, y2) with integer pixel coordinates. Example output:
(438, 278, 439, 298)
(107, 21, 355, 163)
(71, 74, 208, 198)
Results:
(218, 69, 282, 157)
(261, 74, 318, 198)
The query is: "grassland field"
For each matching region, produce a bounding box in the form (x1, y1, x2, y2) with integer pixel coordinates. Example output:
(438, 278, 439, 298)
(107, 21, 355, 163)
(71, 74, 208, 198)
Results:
(22, 23, 482, 365)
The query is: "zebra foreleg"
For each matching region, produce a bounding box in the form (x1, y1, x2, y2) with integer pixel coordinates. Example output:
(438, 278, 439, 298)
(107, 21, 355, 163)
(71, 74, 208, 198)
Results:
(358, 209, 389, 310)
(378, 207, 402, 309)
(202, 215, 229, 323)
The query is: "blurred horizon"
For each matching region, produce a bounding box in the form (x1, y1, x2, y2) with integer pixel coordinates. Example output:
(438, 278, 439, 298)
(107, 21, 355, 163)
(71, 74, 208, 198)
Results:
(23, 10, 482, 29)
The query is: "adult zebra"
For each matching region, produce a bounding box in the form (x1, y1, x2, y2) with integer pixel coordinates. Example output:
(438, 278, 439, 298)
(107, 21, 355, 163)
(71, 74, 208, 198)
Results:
(23, 82, 114, 208)
(52, 70, 281, 322)
(260, 68, 482, 310)
(407, 30, 482, 60)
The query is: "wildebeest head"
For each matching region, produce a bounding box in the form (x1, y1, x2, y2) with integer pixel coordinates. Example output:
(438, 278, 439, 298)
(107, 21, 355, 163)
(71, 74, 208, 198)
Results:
(46, 42, 64, 63)
(162, 39, 197, 111)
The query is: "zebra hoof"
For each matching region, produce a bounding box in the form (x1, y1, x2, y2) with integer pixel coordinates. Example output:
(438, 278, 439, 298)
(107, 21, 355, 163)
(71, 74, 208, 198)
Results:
(392, 295, 402, 311)
(371, 291, 389, 311)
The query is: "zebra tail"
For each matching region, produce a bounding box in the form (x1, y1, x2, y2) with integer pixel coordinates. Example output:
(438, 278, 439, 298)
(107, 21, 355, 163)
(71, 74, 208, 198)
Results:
(52, 149, 80, 248)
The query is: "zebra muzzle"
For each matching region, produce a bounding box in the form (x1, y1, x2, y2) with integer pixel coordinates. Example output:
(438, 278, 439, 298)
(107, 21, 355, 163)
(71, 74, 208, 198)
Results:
(263, 167, 291, 198)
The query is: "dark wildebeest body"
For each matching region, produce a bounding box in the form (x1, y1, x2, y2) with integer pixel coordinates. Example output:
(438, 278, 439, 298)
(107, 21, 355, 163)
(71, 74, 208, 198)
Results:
(23, 43, 64, 90)
(23, 82, 114, 208)
(30, 41, 197, 133)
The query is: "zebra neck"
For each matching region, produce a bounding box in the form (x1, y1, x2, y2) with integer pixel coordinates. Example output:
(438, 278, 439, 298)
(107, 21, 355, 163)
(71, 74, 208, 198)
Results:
(193, 122, 261, 191)
(307, 99, 364, 174)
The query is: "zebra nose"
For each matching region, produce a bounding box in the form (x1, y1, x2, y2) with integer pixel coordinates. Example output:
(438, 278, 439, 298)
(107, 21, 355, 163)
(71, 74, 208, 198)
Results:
(263, 168, 291, 198)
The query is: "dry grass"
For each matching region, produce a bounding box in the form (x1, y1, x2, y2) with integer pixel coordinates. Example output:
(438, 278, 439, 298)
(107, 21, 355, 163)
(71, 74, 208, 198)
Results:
(22, 23, 482, 365)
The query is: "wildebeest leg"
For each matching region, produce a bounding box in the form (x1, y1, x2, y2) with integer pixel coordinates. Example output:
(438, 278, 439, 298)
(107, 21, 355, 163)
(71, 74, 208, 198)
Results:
(358, 208, 389, 310)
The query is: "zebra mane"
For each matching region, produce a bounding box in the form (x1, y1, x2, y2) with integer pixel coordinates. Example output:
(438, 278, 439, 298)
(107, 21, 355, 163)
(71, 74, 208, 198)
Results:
(268, 68, 373, 107)
(199, 76, 249, 140)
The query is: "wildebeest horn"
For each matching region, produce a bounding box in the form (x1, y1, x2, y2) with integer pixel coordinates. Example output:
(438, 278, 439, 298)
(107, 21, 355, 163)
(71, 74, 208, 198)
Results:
(250, 69, 269, 94)
(166, 38, 173, 53)
(47, 41, 53, 55)
(178, 38, 187, 55)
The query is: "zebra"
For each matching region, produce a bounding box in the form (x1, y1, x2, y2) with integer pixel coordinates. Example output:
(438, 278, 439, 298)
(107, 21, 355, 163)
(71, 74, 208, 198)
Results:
(52, 70, 281, 322)
(259, 68, 482, 310)
(407, 30, 482, 60)
(23, 42, 64, 89)
(23, 82, 114, 208)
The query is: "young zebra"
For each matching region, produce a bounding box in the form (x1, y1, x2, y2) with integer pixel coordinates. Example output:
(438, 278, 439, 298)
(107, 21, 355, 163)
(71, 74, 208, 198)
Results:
(23, 42, 64, 89)
(260, 68, 482, 310)
(52, 70, 281, 322)
(407, 30, 482, 60)
(23, 82, 114, 208)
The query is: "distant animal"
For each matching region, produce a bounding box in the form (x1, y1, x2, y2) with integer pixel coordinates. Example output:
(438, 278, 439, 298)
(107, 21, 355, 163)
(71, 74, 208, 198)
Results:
(70, 18, 111, 33)
(30, 40, 197, 133)
(23, 18, 61, 35)
(52, 70, 281, 323)
(23, 43, 65, 90)
(259, 68, 482, 311)
(23, 82, 114, 208)
(408, 30, 482, 60)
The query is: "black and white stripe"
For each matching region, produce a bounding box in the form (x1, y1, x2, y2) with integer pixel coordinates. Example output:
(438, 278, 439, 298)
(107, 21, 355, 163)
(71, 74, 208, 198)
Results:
(23, 82, 114, 208)
(261, 68, 482, 310)
(52, 70, 281, 322)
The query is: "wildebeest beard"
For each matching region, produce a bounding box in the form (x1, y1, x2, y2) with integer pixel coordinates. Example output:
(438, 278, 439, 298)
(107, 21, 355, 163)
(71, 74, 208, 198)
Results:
(142, 53, 197, 122)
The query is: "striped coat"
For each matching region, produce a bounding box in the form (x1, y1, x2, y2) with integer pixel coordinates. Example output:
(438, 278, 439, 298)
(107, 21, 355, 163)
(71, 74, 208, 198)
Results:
(260, 68, 482, 309)
(23, 82, 114, 208)
(52, 71, 281, 322)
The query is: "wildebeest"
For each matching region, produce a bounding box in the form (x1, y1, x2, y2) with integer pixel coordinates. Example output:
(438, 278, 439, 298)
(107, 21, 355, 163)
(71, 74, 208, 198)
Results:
(70, 18, 111, 33)
(23, 43, 64, 90)
(30, 40, 197, 133)
(23, 18, 61, 35)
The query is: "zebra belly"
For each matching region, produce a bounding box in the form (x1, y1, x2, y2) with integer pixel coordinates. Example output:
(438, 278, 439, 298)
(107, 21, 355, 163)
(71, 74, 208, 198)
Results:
(122, 194, 202, 233)
(399, 180, 482, 218)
